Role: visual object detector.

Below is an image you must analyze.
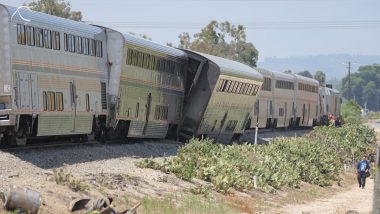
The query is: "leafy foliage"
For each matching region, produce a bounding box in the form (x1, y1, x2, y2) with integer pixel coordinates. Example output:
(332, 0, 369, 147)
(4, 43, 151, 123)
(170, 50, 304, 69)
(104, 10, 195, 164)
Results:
(26, 0, 82, 21)
(137, 124, 376, 193)
(177, 21, 259, 67)
(314, 70, 326, 86)
(297, 70, 313, 78)
(341, 64, 380, 110)
(341, 100, 362, 124)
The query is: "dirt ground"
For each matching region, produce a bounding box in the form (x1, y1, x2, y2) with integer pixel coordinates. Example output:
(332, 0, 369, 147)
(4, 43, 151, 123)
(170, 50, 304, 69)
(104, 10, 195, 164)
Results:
(0, 124, 378, 214)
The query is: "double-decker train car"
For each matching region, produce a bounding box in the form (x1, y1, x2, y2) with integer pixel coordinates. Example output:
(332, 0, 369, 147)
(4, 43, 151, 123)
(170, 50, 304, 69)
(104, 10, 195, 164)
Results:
(0, 4, 108, 146)
(318, 84, 342, 124)
(252, 68, 274, 128)
(110, 33, 187, 139)
(179, 50, 263, 143)
(293, 74, 319, 127)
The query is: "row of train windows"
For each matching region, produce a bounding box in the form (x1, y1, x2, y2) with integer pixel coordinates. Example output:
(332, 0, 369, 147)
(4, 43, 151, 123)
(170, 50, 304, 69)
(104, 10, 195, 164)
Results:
(126, 49, 182, 75)
(64, 33, 103, 57)
(275, 80, 294, 90)
(16, 24, 103, 58)
(42, 91, 91, 112)
(261, 77, 272, 91)
(216, 79, 260, 96)
(298, 83, 318, 93)
(154, 105, 169, 120)
(17, 24, 60, 50)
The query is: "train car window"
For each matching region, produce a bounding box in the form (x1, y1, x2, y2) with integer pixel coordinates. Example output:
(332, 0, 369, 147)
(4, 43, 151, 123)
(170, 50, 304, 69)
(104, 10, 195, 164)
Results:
(135, 102, 139, 118)
(47, 92, 56, 111)
(216, 79, 223, 91)
(26, 26, 35, 46)
(34, 28, 42, 47)
(43, 91, 48, 111)
(228, 81, 235, 93)
(56, 92, 64, 111)
(262, 77, 271, 91)
(64, 33, 68, 51)
(90, 39, 96, 56)
(44, 29, 52, 49)
(279, 108, 284, 117)
(83, 38, 89, 55)
(224, 80, 231, 92)
(52, 31, 60, 50)
(75, 36, 82, 54)
(85, 93, 90, 112)
(17, 24, 26, 45)
(225, 120, 238, 131)
(97, 41, 103, 57)
(71, 35, 76, 53)
(232, 81, 240, 93)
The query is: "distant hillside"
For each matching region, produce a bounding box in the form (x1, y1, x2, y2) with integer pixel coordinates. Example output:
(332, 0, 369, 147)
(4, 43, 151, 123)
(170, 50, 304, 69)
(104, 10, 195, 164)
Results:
(258, 54, 380, 81)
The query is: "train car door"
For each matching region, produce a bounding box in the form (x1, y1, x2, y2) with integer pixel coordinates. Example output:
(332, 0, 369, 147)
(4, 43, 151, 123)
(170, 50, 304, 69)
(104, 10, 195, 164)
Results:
(69, 81, 77, 132)
(143, 93, 152, 135)
(307, 103, 311, 126)
(17, 73, 38, 112)
(284, 102, 287, 127)
(302, 103, 306, 125)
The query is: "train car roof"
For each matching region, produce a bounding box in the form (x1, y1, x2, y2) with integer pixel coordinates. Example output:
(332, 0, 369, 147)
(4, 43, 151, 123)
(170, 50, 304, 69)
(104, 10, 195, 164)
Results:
(1, 4, 103, 36)
(255, 67, 273, 78)
(272, 71, 295, 81)
(185, 50, 263, 81)
(293, 74, 319, 85)
(123, 33, 187, 60)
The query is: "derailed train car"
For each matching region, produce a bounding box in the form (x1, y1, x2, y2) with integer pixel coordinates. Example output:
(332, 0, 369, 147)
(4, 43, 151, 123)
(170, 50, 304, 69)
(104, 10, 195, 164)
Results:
(107, 33, 188, 139)
(179, 50, 263, 143)
(0, 4, 188, 147)
(318, 85, 342, 125)
(0, 4, 108, 146)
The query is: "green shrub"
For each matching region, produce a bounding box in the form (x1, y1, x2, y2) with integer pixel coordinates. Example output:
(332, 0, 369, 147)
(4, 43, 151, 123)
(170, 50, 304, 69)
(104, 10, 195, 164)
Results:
(136, 124, 376, 193)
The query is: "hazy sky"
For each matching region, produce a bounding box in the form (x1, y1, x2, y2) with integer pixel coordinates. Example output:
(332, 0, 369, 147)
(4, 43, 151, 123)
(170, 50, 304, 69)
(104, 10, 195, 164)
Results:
(1, 0, 379, 62)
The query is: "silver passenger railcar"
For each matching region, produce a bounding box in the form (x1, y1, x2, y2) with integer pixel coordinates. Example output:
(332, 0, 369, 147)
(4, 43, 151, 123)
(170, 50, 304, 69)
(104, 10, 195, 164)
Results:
(293, 74, 319, 127)
(108, 33, 188, 139)
(0, 4, 108, 146)
(318, 85, 342, 124)
(250, 68, 274, 128)
(179, 50, 263, 143)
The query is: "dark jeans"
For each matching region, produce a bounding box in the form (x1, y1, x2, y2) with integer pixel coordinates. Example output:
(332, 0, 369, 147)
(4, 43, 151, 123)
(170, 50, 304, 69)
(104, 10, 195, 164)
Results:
(357, 171, 367, 187)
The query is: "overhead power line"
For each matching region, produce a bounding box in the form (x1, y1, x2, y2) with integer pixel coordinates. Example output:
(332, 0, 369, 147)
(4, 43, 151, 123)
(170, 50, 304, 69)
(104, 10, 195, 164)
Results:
(86, 20, 380, 30)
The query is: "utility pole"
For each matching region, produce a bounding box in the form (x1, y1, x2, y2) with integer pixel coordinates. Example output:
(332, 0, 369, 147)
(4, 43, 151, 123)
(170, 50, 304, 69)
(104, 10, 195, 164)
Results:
(339, 61, 356, 100)
(347, 61, 352, 100)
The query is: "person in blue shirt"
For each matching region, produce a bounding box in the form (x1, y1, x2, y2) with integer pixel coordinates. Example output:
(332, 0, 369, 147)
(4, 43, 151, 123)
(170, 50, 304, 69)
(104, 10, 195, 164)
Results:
(357, 155, 370, 189)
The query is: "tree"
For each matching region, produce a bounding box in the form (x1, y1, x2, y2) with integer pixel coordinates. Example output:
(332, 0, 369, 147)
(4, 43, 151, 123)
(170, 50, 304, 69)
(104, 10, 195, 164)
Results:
(314, 70, 326, 86)
(26, 0, 82, 21)
(175, 21, 259, 66)
(297, 70, 313, 78)
(341, 64, 380, 111)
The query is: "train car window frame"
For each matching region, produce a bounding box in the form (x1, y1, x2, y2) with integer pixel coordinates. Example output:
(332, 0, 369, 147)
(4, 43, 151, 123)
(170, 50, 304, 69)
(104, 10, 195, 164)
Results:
(75, 36, 82, 54)
(83, 38, 89, 55)
(43, 29, 52, 49)
(17, 24, 26, 45)
(26, 26, 35, 46)
(34, 28, 42, 48)
(52, 31, 60, 50)
(47, 91, 56, 111)
(56, 92, 64, 111)
(64, 33, 68, 51)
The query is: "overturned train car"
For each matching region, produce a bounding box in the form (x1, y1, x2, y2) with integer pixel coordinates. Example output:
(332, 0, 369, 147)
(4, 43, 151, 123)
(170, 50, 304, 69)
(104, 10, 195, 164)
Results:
(179, 50, 263, 143)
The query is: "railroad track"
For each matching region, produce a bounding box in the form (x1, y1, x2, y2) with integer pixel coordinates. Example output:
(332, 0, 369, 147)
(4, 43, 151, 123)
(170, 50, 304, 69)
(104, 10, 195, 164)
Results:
(1, 128, 312, 152)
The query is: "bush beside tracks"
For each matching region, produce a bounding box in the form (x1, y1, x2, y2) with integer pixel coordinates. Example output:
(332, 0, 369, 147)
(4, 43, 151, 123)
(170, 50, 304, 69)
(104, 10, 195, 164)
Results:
(137, 124, 376, 193)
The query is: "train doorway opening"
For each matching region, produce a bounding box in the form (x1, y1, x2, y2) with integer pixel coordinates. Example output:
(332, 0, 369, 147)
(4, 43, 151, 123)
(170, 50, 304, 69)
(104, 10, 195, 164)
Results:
(143, 93, 152, 135)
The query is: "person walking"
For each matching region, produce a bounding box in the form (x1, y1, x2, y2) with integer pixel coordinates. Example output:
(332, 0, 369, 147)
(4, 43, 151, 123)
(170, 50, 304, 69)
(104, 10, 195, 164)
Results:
(357, 155, 370, 189)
